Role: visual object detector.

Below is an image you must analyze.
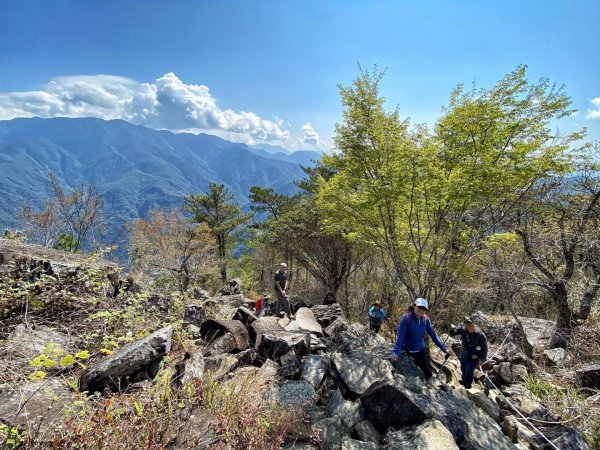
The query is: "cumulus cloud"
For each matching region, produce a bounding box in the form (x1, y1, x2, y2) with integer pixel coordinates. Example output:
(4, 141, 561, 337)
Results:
(587, 98, 600, 119)
(0, 73, 290, 143)
(300, 122, 327, 150)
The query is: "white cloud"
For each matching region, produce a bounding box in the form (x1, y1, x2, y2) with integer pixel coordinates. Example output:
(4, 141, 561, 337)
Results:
(300, 122, 328, 150)
(586, 97, 600, 119)
(0, 73, 290, 143)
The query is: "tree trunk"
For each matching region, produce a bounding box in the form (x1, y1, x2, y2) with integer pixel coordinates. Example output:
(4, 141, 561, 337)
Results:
(550, 282, 574, 348)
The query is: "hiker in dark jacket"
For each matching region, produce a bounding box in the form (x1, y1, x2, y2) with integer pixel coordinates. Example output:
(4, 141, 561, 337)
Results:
(390, 297, 450, 380)
(450, 316, 488, 389)
(368, 302, 386, 334)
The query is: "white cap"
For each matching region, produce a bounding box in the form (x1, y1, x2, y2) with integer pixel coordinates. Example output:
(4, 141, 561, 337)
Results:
(414, 298, 429, 310)
(280, 262, 288, 268)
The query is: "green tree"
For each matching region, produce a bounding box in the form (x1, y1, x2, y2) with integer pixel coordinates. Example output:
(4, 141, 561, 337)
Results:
(317, 66, 580, 307)
(183, 183, 251, 283)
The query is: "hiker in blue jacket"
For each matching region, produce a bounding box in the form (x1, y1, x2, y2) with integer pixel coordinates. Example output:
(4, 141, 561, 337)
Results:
(368, 302, 386, 334)
(390, 297, 451, 380)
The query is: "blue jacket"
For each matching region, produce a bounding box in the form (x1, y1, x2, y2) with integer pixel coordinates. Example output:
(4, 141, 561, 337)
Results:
(392, 310, 448, 355)
(369, 306, 386, 320)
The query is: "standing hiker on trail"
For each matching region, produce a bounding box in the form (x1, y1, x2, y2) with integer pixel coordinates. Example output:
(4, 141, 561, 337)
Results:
(274, 262, 294, 320)
(390, 297, 451, 381)
(449, 316, 488, 389)
(368, 302, 386, 334)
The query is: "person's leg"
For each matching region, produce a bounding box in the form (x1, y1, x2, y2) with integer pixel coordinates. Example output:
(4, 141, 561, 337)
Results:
(275, 292, 284, 316)
(284, 296, 292, 318)
(413, 349, 433, 380)
(373, 323, 381, 334)
(460, 353, 468, 386)
(463, 358, 478, 389)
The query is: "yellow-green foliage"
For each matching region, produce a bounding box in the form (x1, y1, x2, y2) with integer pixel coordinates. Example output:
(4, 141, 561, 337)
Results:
(28, 342, 89, 380)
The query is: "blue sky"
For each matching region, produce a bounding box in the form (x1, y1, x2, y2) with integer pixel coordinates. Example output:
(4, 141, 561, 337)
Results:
(0, 0, 598, 149)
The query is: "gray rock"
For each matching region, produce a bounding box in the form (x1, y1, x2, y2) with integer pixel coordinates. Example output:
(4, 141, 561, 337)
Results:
(501, 415, 535, 443)
(232, 306, 258, 326)
(518, 316, 555, 350)
(303, 354, 327, 387)
(575, 365, 600, 390)
(312, 417, 344, 450)
(176, 351, 204, 387)
(280, 351, 303, 378)
(331, 348, 394, 395)
(7, 324, 78, 360)
(173, 407, 218, 448)
(353, 420, 381, 444)
(334, 323, 387, 353)
(323, 317, 348, 339)
(184, 304, 206, 327)
(529, 425, 591, 450)
(199, 319, 249, 351)
(393, 351, 426, 379)
(258, 331, 311, 361)
(512, 364, 529, 382)
(341, 436, 378, 450)
(383, 419, 459, 450)
(285, 307, 323, 335)
(467, 388, 500, 421)
(0, 379, 74, 441)
(271, 380, 319, 409)
(78, 325, 173, 393)
(360, 381, 428, 433)
(202, 332, 238, 356)
(249, 316, 285, 347)
(310, 304, 343, 328)
(543, 348, 567, 366)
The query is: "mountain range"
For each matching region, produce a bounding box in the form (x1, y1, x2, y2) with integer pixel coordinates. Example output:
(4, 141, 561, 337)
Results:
(0, 117, 322, 235)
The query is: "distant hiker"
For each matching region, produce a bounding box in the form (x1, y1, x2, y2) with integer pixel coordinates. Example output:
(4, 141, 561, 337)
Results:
(449, 316, 488, 389)
(255, 293, 272, 317)
(368, 302, 386, 334)
(322, 291, 336, 305)
(390, 297, 450, 380)
(274, 262, 294, 320)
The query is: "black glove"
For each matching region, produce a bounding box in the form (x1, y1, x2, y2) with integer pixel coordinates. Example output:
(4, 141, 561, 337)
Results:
(444, 352, 451, 360)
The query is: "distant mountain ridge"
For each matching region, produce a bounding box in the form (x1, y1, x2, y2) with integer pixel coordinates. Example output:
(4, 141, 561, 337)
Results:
(0, 117, 321, 234)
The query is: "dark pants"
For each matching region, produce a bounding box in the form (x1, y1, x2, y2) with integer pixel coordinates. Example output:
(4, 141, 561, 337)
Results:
(369, 317, 382, 334)
(409, 348, 433, 380)
(275, 292, 292, 318)
(460, 353, 479, 389)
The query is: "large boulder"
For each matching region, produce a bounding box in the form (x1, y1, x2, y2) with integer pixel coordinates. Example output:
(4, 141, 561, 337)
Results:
(302, 354, 327, 388)
(78, 325, 173, 393)
(270, 380, 320, 409)
(310, 304, 343, 328)
(199, 319, 249, 351)
(383, 419, 459, 450)
(249, 316, 285, 347)
(331, 348, 394, 395)
(7, 324, 79, 360)
(257, 331, 311, 361)
(174, 351, 204, 387)
(575, 365, 600, 390)
(285, 307, 323, 335)
(333, 323, 387, 353)
(0, 379, 74, 440)
(203, 332, 238, 357)
(360, 381, 428, 432)
(184, 304, 206, 327)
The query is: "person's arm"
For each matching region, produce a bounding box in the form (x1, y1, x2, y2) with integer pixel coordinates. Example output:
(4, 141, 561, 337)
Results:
(479, 332, 488, 362)
(368, 306, 374, 316)
(274, 274, 285, 294)
(426, 320, 448, 353)
(392, 316, 408, 357)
